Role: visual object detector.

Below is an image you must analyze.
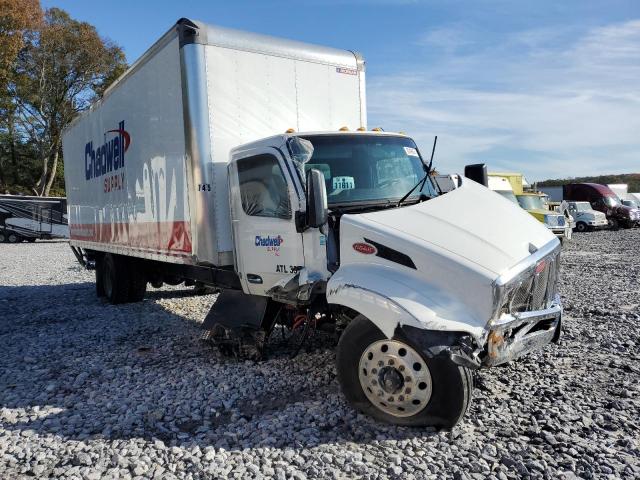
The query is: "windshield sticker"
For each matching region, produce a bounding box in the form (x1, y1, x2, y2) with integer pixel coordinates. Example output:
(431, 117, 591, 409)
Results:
(404, 147, 419, 157)
(332, 176, 355, 190)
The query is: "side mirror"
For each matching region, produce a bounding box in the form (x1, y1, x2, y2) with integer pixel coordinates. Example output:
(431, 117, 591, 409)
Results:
(464, 163, 488, 187)
(306, 169, 328, 228)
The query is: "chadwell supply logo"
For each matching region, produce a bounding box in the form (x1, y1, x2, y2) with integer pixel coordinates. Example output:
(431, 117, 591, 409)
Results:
(85, 121, 130, 181)
(255, 235, 284, 256)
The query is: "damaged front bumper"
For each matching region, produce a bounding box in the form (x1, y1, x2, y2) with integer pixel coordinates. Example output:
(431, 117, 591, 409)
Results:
(483, 294, 562, 367)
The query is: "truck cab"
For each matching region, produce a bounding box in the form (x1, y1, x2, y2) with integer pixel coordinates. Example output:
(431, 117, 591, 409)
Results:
(223, 130, 563, 427)
(515, 193, 569, 242)
(566, 201, 608, 232)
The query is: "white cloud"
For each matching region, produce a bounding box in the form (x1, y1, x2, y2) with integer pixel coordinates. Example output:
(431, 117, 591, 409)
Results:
(368, 20, 640, 180)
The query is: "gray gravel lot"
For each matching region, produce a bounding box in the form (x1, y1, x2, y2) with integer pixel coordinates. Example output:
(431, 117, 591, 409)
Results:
(1, 231, 639, 479)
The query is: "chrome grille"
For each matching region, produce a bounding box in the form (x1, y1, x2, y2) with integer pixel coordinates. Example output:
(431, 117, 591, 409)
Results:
(506, 253, 560, 314)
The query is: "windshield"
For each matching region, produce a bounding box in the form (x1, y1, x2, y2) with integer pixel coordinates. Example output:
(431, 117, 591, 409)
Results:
(623, 200, 638, 208)
(602, 196, 620, 207)
(496, 190, 518, 204)
(573, 202, 591, 212)
(299, 134, 436, 206)
(517, 195, 545, 210)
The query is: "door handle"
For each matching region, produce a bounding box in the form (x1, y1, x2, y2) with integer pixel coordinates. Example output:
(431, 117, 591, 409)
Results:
(246, 274, 263, 284)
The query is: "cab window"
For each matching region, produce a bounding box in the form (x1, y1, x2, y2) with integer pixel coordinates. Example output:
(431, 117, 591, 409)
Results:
(237, 154, 291, 219)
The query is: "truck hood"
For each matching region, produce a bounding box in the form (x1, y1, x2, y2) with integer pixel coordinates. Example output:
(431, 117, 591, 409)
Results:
(613, 204, 639, 219)
(577, 209, 606, 220)
(351, 177, 557, 276)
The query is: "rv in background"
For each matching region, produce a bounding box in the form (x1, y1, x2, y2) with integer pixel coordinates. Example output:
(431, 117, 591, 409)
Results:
(0, 195, 69, 243)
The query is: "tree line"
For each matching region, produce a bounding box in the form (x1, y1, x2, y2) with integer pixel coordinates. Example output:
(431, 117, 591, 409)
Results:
(0, 0, 126, 196)
(537, 173, 640, 193)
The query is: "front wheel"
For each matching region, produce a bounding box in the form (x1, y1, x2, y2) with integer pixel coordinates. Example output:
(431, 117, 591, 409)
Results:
(336, 315, 473, 428)
(575, 221, 587, 233)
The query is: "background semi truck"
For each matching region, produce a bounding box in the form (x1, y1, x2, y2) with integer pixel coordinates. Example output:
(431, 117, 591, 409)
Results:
(562, 183, 639, 229)
(63, 18, 562, 428)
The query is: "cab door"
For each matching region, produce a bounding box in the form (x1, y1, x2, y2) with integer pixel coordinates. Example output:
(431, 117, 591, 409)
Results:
(229, 148, 305, 296)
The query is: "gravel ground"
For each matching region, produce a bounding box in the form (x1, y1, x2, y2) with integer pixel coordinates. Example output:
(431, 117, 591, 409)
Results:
(1, 231, 639, 479)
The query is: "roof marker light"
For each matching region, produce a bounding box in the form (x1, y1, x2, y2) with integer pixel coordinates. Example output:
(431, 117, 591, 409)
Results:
(371, 127, 384, 132)
(356, 127, 366, 131)
(285, 128, 296, 133)
(339, 126, 349, 131)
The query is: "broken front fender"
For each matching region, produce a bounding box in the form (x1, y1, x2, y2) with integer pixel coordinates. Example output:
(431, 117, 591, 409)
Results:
(483, 294, 562, 367)
(326, 263, 488, 341)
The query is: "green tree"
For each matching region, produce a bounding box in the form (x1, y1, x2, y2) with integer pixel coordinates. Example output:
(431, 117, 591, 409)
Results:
(12, 7, 127, 196)
(0, 0, 42, 189)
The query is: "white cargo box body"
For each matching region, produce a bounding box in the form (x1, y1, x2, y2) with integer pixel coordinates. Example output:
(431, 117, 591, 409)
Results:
(63, 18, 366, 265)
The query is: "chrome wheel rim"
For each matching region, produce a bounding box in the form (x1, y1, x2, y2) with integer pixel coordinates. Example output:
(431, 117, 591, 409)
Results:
(358, 339, 432, 417)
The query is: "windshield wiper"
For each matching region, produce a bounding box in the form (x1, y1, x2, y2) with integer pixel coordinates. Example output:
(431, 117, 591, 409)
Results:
(397, 135, 437, 207)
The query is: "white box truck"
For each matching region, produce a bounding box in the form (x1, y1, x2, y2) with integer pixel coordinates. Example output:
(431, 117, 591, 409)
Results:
(63, 18, 562, 428)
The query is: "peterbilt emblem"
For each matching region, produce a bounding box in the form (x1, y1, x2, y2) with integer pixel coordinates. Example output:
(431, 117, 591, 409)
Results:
(353, 242, 376, 255)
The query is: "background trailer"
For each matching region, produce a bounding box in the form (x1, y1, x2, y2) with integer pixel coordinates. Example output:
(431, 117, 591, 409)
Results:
(0, 195, 68, 243)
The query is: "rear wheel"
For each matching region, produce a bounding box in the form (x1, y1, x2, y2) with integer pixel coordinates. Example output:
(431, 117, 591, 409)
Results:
(575, 221, 587, 232)
(336, 315, 473, 428)
(95, 256, 105, 297)
(0, 232, 6, 243)
(7, 233, 21, 243)
(101, 254, 131, 304)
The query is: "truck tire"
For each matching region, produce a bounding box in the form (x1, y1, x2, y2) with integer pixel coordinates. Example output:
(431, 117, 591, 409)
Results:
(101, 254, 131, 304)
(575, 221, 587, 232)
(7, 233, 21, 243)
(336, 315, 473, 428)
(95, 257, 105, 298)
(0, 231, 6, 243)
(128, 261, 147, 302)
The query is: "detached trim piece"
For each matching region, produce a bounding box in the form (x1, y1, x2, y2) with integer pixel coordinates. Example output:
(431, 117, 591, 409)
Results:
(364, 237, 416, 270)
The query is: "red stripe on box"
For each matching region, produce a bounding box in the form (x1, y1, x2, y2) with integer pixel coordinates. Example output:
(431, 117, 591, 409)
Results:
(70, 220, 192, 254)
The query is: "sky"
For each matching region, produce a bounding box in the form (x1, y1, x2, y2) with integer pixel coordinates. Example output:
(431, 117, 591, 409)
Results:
(42, 0, 640, 181)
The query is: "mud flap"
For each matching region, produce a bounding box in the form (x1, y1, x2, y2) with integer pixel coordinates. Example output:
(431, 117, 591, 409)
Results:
(202, 290, 270, 360)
